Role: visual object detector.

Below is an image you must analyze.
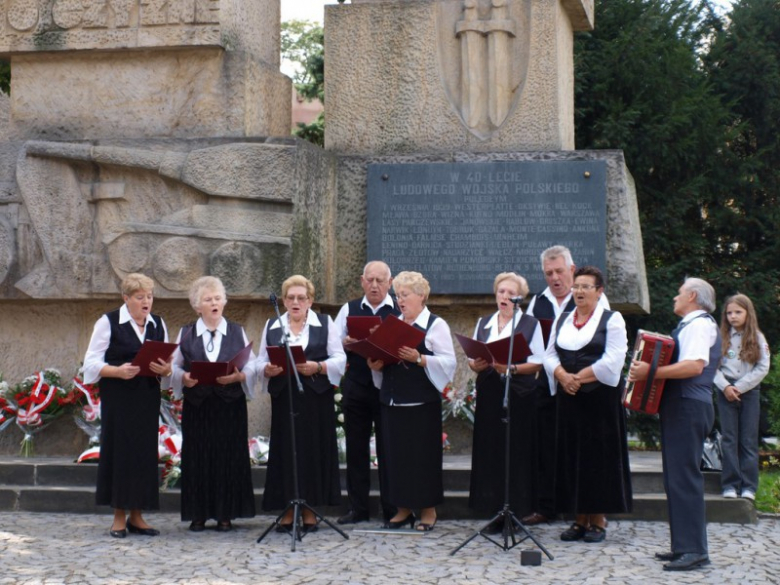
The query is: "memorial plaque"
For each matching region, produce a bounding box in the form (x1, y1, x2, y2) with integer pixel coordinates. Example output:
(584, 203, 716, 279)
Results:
(367, 161, 607, 295)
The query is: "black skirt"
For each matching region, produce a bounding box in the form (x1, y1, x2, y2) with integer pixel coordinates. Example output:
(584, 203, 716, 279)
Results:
(96, 379, 160, 510)
(381, 401, 443, 510)
(180, 392, 256, 521)
(469, 371, 537, 515)
(555, 382, 633, 514)
(262, 384, 341, 511)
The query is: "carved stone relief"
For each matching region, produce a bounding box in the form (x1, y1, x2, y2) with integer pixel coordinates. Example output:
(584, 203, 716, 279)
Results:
(440, 0, 530, 140)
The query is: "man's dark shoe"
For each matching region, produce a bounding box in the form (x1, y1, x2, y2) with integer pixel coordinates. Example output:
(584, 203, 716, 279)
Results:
(521, 512, 549, 526)
(663, 553, 710, 571)
(654, 551, 682, 562)
(337, 511, 370, 525)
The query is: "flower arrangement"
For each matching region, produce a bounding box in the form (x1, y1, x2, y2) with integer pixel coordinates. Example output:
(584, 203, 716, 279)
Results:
(441, 378, 477, 427)
(0, 377, 15, 432)
(71, 375, 102, 462)
(158, 387, 183, 490)
(2, 369, 80, 456)
(249, 436, 270, 465)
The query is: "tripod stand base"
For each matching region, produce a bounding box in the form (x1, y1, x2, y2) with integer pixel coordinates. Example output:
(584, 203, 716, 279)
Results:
(450, 509, 554, 559)
(257, 499, 349, 552)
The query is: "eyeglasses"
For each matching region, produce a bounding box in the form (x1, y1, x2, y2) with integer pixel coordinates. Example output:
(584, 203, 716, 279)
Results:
(571, 284, 598, 292)
(285, 295, 309, 303)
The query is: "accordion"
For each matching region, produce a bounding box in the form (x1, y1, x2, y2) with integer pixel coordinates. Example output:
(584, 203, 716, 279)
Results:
(622, 330, 675, 415)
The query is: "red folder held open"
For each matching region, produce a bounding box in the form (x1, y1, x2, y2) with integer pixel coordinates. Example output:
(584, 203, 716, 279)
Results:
(190, 342, 254, 386)
(266, 344, 307, 374)
(131, 340, 179, 377)
(344, 314, 426, 365)
(455, 332, 532, 364)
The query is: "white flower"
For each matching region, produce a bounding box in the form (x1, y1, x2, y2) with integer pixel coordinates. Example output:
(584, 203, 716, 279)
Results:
(334, 393, 343, 403)
(338, 413, 345, 423)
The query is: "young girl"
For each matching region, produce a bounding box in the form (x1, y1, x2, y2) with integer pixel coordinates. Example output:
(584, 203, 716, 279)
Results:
(714, 294, 770, 500)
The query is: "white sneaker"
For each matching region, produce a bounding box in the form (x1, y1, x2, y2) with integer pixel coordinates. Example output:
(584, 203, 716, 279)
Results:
(741, 490, 755, 501)
(722, 489, 738, 498)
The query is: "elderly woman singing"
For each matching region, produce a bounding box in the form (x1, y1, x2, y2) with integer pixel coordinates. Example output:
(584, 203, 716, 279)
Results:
(368, 271, 457, 532)
(82, 273, 171, 538)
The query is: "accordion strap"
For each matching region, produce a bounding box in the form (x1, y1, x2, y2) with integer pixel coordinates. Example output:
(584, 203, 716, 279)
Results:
(641, 342, 664, 411)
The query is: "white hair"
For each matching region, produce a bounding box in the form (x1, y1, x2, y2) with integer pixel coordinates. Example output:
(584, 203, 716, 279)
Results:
(540, 245, 574, 270)
(683, 277, 716, 313)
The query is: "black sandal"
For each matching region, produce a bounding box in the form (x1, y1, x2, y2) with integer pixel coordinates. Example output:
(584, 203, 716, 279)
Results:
(560, 522, 587, 541)
(584, 524, 606, 543)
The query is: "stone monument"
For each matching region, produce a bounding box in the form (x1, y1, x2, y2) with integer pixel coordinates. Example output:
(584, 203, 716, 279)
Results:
(0, 0, 343, 453)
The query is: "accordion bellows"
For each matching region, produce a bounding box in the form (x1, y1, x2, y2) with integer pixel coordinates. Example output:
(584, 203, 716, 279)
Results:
(622, 330, 675, 415)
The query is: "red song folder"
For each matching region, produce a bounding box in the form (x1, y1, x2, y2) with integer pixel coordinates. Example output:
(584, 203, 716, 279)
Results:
(131, 340, 179, 377)
(346, 316, 383, 340)
(266, 344, 307, 374)
(189, 342, 254, 386)
(455, 332, 532, 364)
(344, 314, 426, 365)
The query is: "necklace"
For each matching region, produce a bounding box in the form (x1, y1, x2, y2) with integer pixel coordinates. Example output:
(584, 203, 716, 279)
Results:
(497, 315, 511, 333)
(572, 309, 595, 330)
(287, 312, 308, 342)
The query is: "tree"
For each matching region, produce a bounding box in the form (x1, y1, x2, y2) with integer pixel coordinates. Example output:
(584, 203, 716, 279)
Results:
(575, 0, 734, 335)
(703, 0, 780, 348)
(282, 19, 325, 146)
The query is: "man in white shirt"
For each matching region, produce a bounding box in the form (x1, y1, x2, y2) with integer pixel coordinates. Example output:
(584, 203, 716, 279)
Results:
(333, 261, 399, 524)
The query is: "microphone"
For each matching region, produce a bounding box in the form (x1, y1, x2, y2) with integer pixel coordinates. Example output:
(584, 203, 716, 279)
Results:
(509, 296, 525, 305)
(269, 293, 278, 307)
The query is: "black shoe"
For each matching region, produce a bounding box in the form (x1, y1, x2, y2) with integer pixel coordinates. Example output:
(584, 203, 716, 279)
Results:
(560, 522, 587, 542)
(216, 521, 233, 532)
(275, 523, 293, 533)
(663, 553, 710, 571)
(189, 521, 206, 532)
(416, 518, 437, 532)
(583, 525, 606, 543)
(109, 528, 127, 538)
(337, 511, 370, 525)
(383, 513, 415, 529)
(654, 551, 682, 562)
(302, 522, 319, 534)
(126, 521, 160, 536)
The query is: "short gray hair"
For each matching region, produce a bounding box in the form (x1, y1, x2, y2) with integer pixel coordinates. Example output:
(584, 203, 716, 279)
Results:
(188, 276, 227, 310)
(363, 260, 392, 279)
(540, 245, 574, 270)
(683, 277, 716, 313)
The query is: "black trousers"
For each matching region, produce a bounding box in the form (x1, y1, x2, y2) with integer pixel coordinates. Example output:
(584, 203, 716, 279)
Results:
(534, 383, 558, 518)
(341, 376, 394, 519)
(659, 390, 714, 555)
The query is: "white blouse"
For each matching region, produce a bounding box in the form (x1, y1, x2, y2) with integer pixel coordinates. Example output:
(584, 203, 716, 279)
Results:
(254, 310, 346, 395)
(473, 309, 546, 365)
(82, 304, 169, 385)
(543, 305, 628, 393)
(169, 317, 258, 400)
(371, 307, 457, 394)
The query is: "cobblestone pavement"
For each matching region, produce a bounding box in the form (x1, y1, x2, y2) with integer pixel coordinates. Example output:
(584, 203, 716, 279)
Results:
(0, 513, 777, 584)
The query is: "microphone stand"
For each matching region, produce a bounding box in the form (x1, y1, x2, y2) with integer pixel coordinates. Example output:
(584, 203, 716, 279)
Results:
(451, 298, 553, 559)
(256, 294, 349, 551)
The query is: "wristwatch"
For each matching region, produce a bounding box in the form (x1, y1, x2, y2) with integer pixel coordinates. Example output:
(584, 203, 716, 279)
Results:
(415, 354, 423, 366)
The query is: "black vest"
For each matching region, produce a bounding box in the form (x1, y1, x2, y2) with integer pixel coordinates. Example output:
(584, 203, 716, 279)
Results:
(101, 308, 165, 393)
(530, 292, 575, 321)
(180, 320, 246, 405)
(266, 313, 332, 397)
(380, 314, 440, 406)
(666, 313, 722, 404)
(345, 298, 401, 383)
(475, 312, 539, 396)
(554, 310, 617, 393)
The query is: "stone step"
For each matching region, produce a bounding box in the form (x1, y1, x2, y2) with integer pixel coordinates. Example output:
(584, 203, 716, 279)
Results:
(0, 454, 756, 523)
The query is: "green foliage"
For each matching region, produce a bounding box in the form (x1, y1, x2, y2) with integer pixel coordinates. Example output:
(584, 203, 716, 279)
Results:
(0, 60, 9, 95)
(763, 354, 780, 438)
(282, 19, 325, 145)
(626, 411, 661, 449)
(756, 468, 780, 513)
(281, 19, 325, 102)
(575, 0, 733, 341)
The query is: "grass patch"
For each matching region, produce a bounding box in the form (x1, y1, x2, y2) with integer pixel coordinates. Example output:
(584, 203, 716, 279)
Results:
(756, 470, 780, 513)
